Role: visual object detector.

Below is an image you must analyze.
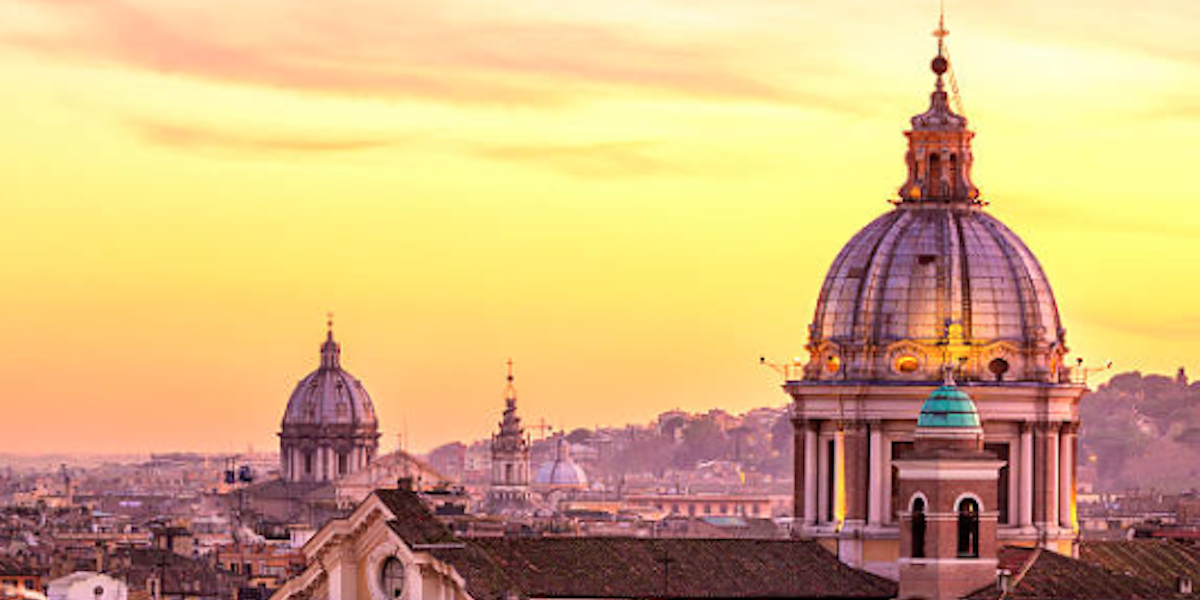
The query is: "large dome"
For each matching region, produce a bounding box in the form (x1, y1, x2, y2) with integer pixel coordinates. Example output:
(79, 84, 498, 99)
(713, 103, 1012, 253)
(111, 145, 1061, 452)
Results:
(281, 330, 378, 429)
(802, 54, 1068, 385)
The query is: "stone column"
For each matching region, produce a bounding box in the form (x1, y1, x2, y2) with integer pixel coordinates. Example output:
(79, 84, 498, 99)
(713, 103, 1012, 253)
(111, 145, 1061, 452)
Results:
(1020, 422, 1034, 528)
(882, 433, 894, 524)
(1059, 423, 1076, 528)
(804, 421, 819, 526)
(868, 423, 883, 526)
(1008, 434, 1020, 526)
(1041, 423, 1060, 529)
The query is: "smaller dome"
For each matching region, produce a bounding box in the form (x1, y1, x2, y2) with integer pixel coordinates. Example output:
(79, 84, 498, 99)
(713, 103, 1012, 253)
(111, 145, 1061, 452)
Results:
(917, 384, 980, 429)
(534, 436, 588, 489)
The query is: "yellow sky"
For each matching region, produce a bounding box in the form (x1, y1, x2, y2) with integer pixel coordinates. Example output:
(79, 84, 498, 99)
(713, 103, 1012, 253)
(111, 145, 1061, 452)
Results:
(1, 0, 1198, 455)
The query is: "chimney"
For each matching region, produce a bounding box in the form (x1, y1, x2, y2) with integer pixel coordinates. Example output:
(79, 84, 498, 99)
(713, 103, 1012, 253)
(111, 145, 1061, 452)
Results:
(1177, 576, 1193, 594)
(996, 569, 1012, 594)
(397, 477, 414, 492)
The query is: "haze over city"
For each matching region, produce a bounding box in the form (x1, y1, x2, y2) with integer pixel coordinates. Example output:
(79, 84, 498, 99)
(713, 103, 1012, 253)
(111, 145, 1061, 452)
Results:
(2, 0, 1199, 456)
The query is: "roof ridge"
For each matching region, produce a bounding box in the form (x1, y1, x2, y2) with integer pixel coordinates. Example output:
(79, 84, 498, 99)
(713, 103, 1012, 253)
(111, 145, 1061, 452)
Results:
(1003, 546, 1042, 600)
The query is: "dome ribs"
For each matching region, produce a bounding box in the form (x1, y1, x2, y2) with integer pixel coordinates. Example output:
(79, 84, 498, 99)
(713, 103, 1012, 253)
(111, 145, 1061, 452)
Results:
(804, 205, 1066, 383)
(953, 211, 975, 350)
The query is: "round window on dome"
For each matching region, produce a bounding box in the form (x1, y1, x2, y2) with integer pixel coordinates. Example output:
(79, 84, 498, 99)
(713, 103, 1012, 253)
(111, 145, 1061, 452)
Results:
(895, 355, 920, 373)
(988, 358, 1010, 380)
(825, 355, 841, 374)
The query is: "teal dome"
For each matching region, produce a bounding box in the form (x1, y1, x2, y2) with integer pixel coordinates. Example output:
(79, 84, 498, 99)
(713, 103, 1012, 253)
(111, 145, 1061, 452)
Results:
(917, 385, 981, 429)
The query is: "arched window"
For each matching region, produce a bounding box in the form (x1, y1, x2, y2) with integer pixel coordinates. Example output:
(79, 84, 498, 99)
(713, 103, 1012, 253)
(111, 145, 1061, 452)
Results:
(928, 154, 943, 198)
(911, 496, 927, 558)
(304, 452, 314, 475)
(957, 497, 980, 558)
(381, 557, 405, 599)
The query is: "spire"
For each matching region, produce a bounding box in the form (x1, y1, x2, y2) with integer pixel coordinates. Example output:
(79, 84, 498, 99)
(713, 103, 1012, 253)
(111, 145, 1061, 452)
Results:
(496, 359, 526, 450)
(320, 312, 341, 370)
(504, 358, 517, 405)
(897, 8, 980, 204)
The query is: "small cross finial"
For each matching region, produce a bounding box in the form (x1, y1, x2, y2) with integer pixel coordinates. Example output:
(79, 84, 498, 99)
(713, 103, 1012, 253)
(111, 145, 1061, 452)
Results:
(943, 363, 957, 387)
(933, 2, 949, 56)
(326, 311, 334, 332)
(506, 358, 514, 383)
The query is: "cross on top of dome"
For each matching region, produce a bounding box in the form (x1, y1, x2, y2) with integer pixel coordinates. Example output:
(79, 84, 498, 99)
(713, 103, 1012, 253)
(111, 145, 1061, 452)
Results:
(320, 312, 341, 370)
(896, 10, 979, 204)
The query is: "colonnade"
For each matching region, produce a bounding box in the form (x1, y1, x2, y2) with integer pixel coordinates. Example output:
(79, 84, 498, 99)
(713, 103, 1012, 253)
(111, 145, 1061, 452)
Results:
(793, 418, 1078, 532)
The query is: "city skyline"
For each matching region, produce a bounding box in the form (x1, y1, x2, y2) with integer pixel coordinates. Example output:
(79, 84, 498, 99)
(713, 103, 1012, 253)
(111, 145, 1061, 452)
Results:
(1, 0, 1199, 455)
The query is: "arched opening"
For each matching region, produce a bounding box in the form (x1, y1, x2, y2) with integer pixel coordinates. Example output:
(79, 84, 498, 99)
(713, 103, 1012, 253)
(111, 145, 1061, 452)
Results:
(911, 496, 927, 558)
(957, 497, 980, 558)
(304, 452, 314, 476)
(928, 154, 943, 199)
(505, 463, 514, 484)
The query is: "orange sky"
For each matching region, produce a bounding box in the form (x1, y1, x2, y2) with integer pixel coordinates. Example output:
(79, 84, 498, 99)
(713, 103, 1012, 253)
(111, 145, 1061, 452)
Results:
(1, 0, 1198, 456)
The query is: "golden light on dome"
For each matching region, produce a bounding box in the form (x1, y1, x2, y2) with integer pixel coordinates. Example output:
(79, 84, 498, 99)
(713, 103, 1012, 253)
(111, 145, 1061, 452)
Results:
(896, 355, 920, 373)
(825, 355, 842, 374)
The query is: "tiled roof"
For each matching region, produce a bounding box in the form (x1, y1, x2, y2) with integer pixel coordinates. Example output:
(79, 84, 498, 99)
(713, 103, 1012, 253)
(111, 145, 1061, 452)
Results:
(374, 489, 459, 546)
(966, 546, 1182, 600)
(439, 538, 896, 600)
(374, 487, 893, 600)
(1079, 540, 1200, 592)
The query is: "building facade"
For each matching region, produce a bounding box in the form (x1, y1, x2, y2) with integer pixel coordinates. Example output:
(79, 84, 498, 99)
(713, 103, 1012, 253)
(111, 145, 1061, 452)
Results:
(788, 22, 1087, 577)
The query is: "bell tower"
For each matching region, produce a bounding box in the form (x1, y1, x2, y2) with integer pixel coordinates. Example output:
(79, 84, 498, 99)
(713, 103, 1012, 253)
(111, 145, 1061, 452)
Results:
(895, 373, 1004, 600)
(482, 360, 536, 515)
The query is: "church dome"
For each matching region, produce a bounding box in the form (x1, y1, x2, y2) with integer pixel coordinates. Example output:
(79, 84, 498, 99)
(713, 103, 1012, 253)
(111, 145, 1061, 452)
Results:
(281, 328, 378, 429)
(802, 43, 1068, 385)
(917, 383, 981, 429)
(534, 436, 588, 490)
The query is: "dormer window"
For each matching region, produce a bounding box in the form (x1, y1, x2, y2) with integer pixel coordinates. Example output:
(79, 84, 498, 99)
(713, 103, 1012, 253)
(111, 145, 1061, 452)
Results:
(381, 557, 406, 599)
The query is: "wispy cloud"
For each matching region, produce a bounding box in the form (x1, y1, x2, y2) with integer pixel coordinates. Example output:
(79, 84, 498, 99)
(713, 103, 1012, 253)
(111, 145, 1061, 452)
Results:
(125, 117, 689, 178)
(2, 0, 798, 106)
(127, 118, 402, 156)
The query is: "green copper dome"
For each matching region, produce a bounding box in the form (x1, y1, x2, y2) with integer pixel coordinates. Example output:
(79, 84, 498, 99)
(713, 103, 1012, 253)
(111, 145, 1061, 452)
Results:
(917, 384, 981, 429)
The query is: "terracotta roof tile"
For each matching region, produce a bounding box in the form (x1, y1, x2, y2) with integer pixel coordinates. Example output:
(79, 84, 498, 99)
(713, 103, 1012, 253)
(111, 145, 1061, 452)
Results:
(445, 538, 895, 600)
(967, 546, 1182, 600)
(1079, 540, 1200, 591)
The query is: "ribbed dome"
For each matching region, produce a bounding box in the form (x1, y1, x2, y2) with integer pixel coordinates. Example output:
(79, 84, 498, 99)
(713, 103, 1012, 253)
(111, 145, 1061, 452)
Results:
(805, 204, 1066, 383)
(281, 330, 378, 428)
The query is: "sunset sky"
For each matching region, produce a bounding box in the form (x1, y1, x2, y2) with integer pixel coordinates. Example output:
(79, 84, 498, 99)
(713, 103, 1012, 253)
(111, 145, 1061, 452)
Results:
(1, 0, 1198, 456)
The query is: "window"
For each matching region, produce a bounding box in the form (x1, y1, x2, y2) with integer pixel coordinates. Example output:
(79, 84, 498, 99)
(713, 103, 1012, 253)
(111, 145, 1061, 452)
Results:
(911, 497, 927, 558)
(826, 438, 837, 522)
(304, 452, 313, 475)
(958, 498, 980, 558)
(381, 557, 405, 599)
(338, 453, 348, 475)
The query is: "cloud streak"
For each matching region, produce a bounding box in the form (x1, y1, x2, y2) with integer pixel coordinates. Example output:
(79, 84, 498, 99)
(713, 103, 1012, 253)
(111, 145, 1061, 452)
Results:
(2, 0, 798, 106)
(127, 118, 402, 156)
